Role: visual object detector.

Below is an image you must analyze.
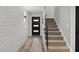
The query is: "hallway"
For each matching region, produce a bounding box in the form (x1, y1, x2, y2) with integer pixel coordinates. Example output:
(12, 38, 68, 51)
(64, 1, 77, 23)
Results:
(0, 6, 75, 52)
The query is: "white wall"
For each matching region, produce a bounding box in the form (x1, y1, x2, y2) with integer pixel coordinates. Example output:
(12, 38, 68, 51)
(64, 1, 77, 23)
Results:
(0, 6, 30, 52)
(54, 6, 75, 52)
(45, 6, 54, 18)
(30, 12, 43, 36)
(24, 9, 30, 36)
(70, 7, 75, 52)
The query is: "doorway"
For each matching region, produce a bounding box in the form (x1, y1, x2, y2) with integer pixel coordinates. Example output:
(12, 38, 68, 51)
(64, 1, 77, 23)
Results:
(32, 17, 40, 35)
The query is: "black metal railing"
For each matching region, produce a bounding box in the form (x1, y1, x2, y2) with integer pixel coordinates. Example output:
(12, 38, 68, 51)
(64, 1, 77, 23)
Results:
(44, 18, 48, 49)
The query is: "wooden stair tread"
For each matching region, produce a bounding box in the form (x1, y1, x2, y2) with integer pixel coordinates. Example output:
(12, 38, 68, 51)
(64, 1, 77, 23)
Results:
(48, 31, 61, 35)
(48, 35, 62, 37)
(48, 25, 57, 26)
(48, 31, 60, 32)
(48, 28, 59, 31)
(48, 40, 65, 42)
(48, 46, 69, 49)
(48, 26, 57, 27)
(48, 27, 58, 29)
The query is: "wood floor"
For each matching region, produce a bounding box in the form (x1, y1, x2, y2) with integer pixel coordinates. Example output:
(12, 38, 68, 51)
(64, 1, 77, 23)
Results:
(18, 36, 44, 52)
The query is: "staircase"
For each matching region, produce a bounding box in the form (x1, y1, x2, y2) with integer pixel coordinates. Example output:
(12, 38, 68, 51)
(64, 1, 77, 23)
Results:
(46, 18, 69, 52)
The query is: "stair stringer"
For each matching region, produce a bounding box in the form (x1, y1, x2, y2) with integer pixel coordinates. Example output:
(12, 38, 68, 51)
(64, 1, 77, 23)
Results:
(54, 18, 70, 51)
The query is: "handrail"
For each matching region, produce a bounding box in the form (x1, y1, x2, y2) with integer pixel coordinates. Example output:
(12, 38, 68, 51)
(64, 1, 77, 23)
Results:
(45, 18, 48, 49)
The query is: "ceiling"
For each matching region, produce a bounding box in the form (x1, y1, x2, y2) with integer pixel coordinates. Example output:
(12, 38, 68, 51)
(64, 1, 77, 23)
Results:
(24, 6, 44, 13)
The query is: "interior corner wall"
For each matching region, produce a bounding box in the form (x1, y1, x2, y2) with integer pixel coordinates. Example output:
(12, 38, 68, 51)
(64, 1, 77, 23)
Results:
(29, 13, 43, 36)
(0, 7, 30, 52)
(54, 6, 75, 52)
(45, 6, 54, 18)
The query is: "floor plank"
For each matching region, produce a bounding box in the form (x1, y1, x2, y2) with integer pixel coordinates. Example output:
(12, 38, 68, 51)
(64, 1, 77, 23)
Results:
(18, 36, 43, 52)
(29, 36, 43, 52)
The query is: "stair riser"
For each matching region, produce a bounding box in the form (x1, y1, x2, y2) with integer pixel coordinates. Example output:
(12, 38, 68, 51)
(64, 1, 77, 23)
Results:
(47, 18, 53, 19)
(48, 22, 55, 23)
(48, 29, 59, 31)
(48, 25, 57, 27)
(48, 27, 58, 29)
(48, 49, 69, 52)
(48, 25, 57, 26)
(48, 20, 55, 21)
(48, 22, 56, 24)
(47, 21, 56, 24)
(48, 37, 63, 40)
(47, 19, 54, 20)
(47, 22, 56, 23)
(47, 23, 57, 25)
(48, 32, 61, 35)
(48, 42, 66, 46)
(48, 24, 56, 25)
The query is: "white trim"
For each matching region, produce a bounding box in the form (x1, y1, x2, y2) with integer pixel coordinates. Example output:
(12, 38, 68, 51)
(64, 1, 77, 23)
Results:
(54, 17, 70, 51)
